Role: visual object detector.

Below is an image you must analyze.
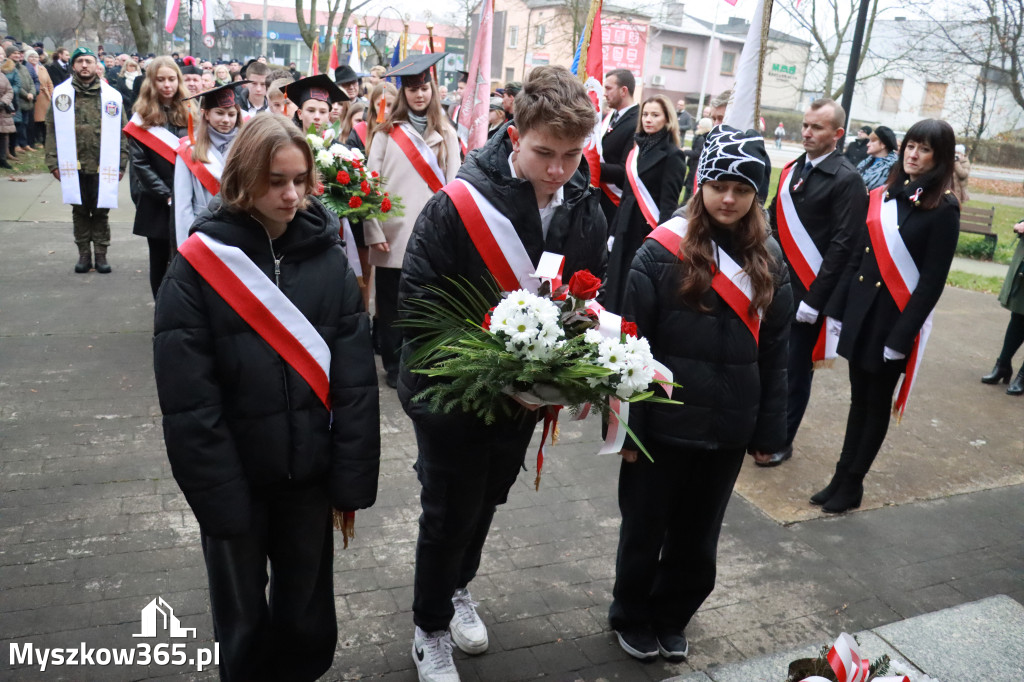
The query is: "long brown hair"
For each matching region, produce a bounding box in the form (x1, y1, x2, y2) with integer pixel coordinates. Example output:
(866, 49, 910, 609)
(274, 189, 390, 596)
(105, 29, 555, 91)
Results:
(220, 114, 316, 214)
(680, 188, 775, 315)
(133, 56, 189, 129)
(883, 118, 956, 210)
(636, 94, 680, 146)
(379, 79, 450, 172)
(192, 104, 242, 164)
(340, 100, 366, 143)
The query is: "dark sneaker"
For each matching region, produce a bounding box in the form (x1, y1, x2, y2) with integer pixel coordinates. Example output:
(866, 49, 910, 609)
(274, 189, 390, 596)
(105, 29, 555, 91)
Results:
(656, 629, 689, 661)
(614, 627, 658, 661)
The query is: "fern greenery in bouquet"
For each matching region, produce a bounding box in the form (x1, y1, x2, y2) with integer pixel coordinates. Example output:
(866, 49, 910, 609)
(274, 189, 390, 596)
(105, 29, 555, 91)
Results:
(401, 270, 680, 463)
(306, 124, 403, 222)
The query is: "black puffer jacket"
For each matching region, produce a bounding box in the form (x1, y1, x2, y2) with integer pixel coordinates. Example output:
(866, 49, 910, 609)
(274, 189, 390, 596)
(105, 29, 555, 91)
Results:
(397, 125, 608, 429)
(153, 197, 380, 538)
(622, 218, 793, 453)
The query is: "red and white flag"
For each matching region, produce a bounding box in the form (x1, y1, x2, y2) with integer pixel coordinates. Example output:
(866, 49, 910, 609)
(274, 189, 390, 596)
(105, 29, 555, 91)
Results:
(328, 35, 339, 73)
(309, 40, 320, 77)
(457, 0, 493, 153)
(200, 0, 216, 36)
(164, 0, 180, 33)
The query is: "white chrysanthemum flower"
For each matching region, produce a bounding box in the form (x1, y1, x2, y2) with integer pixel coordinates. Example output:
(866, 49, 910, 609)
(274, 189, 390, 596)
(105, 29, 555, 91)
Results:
(308, 135, 324, 149)
(490, 290, 564, 361)
(329, 143, 349, 160)
(315, 150, 334, 167)
(351, 148, 365, 161)
(323, 128, 336, 144)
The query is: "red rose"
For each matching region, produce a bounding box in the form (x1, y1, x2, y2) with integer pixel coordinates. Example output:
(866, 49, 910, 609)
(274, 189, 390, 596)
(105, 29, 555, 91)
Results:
(336, 170, 350, 184)
(361, 180, 371, 194)
(381, 197, 392, 212)
(370, 171, 379, 178)
(348, 196, 363, 208)
(315, 182, 325, 196)
(482, 306, 496, 331)
(567, 270, 602, 300)
(621, 320, 638, 338)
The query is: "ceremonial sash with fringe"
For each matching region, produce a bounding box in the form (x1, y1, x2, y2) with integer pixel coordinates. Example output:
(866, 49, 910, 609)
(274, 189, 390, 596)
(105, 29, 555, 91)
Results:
(865, 187, 934, 420)
(390, 122, 445, 193)
(52, 79, 123, 208)
(775, 160, 840, 367)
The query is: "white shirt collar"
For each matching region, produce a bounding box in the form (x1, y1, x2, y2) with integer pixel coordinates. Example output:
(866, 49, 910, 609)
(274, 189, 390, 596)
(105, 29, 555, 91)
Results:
(509, 152, 564, 239)
(805, 148, 835, 167)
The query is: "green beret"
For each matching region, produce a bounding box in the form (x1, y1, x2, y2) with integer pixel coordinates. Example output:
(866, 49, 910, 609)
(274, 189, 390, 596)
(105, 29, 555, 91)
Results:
(70, 47, 96, 65)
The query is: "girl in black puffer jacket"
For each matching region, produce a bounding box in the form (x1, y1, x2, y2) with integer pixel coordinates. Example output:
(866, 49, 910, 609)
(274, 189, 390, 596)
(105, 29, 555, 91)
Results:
(153, 114, 380, 682)
(609, 126, 793, 663)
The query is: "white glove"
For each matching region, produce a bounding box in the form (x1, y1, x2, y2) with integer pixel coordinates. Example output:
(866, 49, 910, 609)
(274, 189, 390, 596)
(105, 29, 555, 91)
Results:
(883, 346, 906, 361)
(795, 301, 819, 324)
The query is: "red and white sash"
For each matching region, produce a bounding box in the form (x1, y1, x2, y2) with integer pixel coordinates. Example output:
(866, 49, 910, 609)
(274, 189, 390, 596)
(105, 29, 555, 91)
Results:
(353, 121, 367, 146)
(390, 122, 446, 193)
(646, 216, 761, 342)
(865, 187, 933, 419)
(177, 233, 332, 411)
(176, 139, 221, 197)
(442, 178, 546, 293)
(625, 145, 659, 230)
(596, 112, 622, 206)
(123, 112, 181, 166)
(775, 160, 840, 366)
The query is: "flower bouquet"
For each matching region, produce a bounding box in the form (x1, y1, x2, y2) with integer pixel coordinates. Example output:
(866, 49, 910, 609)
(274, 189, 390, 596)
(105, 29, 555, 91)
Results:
(305, 125, 403, 223)
(788, 633, 921, 682)
(402, 267, 680, 470)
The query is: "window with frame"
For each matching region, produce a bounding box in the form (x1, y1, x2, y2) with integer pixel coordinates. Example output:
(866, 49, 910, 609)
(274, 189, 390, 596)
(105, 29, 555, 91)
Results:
(880, 78, 903, 113)
(535, 24, 545, 46)
(921, 81, 947, 117)
(720, 51, 736, 75)
(661, 45, 687, 70)
(505, 67, 515, 82)
(508, 25, 518, 49)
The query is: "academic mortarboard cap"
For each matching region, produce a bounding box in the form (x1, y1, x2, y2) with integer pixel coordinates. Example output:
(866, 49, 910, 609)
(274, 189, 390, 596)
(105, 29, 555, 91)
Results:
(185, 81, 249, 110)
(285, 74, 349, 108)
(385, 53, 447, 89)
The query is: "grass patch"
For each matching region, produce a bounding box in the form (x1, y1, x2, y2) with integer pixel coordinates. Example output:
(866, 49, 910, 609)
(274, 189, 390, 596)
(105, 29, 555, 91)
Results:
(956, 204, 1022, 264)
(946, 270, 1005, 294)
(0, 145, 49, 176)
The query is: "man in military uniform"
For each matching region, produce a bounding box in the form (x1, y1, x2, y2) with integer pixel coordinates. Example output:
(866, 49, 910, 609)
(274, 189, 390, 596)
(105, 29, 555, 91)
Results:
(45, 47, 128, 273)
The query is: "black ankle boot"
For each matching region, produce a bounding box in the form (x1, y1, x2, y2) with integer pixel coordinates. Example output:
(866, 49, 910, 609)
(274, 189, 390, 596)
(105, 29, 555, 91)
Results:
(981, 360, 1013, 384)
(1008, 368, 1024, 396)
(810, 465, 847, 505)
(93, 246, 111, 274)
(74, 250, 92, 273)
(822, 476, 863, 514)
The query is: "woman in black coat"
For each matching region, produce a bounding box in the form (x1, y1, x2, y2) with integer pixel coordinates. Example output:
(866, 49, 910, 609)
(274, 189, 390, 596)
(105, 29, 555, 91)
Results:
(610, 126, 792, 662)
(125, 56, 189, 297)
(817, 119, 961, 513)
(153, 114, 380, 681)
(603, 94, 687, 312)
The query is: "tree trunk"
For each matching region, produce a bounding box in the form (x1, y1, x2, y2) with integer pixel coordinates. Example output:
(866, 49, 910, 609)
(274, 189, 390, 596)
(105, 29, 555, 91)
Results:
(124, 0, 154, 55)
(1, 0, 26, 41)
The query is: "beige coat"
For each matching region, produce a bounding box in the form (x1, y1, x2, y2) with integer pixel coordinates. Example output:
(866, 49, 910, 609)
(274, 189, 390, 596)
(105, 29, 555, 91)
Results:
(363, 123, 461, 269)
(34, 63, 53, 123)
(952, 156, 970, 204)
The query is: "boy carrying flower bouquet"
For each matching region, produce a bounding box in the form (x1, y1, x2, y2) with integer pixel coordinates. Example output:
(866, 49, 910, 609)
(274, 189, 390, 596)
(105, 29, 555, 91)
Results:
(398, 65, 608, 682)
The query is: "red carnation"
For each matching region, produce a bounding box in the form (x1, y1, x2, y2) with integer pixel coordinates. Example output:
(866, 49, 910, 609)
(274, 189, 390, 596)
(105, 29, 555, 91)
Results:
(336, 170, 350, 184)
(621, 320, 638, 338)
(381, 197, 392, 212)
(361, 180, 371, 194)
(370, 171, 379, 178)
(482, 306, 496, 331)
(349, 196, 363, 208)
(567, 270, 602, 300)
(315, 182, 325, 196)
(352, 159, 362, 169)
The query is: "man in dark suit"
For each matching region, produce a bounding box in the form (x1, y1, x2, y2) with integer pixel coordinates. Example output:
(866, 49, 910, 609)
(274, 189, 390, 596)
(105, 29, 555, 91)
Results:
(598, 69, 639, 228)
(761, 98, 868, 467)
(46, 47, 71, 85)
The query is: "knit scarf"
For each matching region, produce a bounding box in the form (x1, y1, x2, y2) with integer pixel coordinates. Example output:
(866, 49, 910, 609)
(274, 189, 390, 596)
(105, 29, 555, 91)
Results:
(635, 127, 669, 158)
(208, 126, 238, 154)
(407, 111, 428, 136)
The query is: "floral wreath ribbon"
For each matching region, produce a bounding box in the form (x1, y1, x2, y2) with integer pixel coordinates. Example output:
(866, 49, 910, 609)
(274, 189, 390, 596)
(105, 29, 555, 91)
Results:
(800, 633, 910, 682)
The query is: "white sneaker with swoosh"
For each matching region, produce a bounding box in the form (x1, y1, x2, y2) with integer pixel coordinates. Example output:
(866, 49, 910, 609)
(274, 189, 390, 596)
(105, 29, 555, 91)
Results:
(412, 627, 460, 682)
(450, 588, 489, 654)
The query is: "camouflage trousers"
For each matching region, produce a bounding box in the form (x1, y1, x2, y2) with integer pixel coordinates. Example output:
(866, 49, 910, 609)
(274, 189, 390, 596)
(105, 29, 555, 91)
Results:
(71, 173, 111, 248)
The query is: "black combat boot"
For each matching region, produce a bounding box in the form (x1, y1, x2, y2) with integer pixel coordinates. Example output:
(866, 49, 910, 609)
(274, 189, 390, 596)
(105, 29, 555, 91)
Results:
(74, 246, 92, 273)
(93, 245, 111, 274)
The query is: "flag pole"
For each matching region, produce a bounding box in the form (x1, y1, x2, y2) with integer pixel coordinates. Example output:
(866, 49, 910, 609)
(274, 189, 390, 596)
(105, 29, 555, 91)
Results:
(696, 1, 720, 120)
(577, 0, 602, 83)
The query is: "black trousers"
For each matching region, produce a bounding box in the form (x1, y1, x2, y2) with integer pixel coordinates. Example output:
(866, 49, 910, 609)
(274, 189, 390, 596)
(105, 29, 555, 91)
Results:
(412, 418, 536, 632)
(375, 266, 402, 375)
(147, 237, 170, 299)
(784, 320, 822, 446)
(200, 483, 336, 682)
(610, 444, 745, 633)
(836, 362, 904, 476)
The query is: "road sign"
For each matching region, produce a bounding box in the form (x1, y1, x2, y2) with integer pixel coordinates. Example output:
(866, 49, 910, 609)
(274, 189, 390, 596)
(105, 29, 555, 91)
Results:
(202, 34, 215, 48)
